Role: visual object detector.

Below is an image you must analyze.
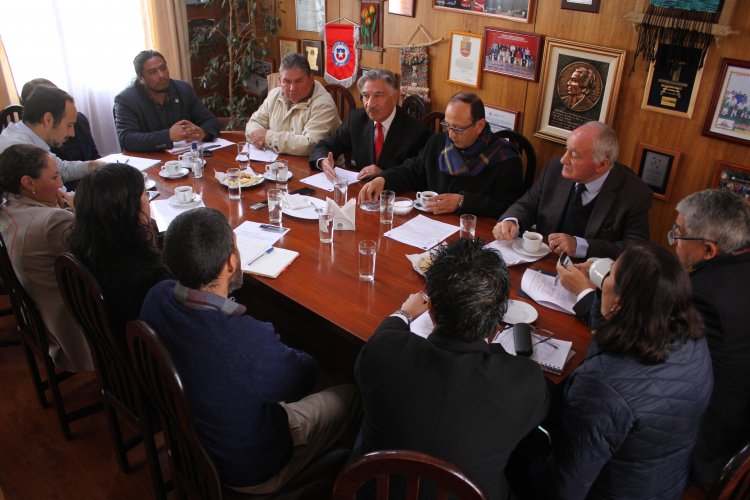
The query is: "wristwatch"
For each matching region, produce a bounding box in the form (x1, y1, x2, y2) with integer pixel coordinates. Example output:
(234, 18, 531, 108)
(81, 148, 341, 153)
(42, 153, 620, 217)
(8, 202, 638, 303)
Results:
(393, 309, 414, 324)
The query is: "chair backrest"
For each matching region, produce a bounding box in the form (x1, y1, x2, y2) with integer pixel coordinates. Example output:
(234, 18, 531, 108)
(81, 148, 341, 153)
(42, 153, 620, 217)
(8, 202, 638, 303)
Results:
(0, 104, 23, 131)
(421, 111, 444, 135)
(325, 84, 356, 123)
(0, 227, 51, 357)
(714, 441, 750, 500)
(126, 319, 222, 500)
(54, 253, 139, 416)
(494, 129, 537, 191)
(332, 450, 487, 500)
(401, 95, 428, 122)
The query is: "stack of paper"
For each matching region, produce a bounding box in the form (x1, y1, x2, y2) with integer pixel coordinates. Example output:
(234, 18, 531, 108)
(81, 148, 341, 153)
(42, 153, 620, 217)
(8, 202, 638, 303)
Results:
(384, 215, 459, 250)
(150, 198, 206, 232)
(233, 221, 297, 278)
(300, 168, 360, 191)
(168, 137, 234, 154)
(520, 268, 577, 315)
(99, 153, 160, 172)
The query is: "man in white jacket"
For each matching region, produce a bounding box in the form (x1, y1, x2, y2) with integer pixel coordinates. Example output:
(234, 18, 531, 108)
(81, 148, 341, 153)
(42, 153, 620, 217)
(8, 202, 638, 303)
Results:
(245, 54, 341, 156)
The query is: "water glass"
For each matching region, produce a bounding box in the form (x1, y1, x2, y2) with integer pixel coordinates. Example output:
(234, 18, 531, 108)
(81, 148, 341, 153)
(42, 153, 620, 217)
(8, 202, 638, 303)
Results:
(226, 168, 241, 200)
(358, 240, 377, 282)
(317, 209, 334, 244)
(379, 190, 395, 225)
(274, 160, 289, 192)
(333, 178, 348, 206)
(267, 189, 283, 224)
(192, 148, 204, 179)
(237, 141, 250, 169)
(460, 214, 477, 239)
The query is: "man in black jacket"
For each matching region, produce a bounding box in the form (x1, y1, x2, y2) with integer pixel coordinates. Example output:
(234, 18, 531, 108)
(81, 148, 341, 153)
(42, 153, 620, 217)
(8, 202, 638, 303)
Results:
(309, 69, 429, 181)
(114, 50, 220, 152)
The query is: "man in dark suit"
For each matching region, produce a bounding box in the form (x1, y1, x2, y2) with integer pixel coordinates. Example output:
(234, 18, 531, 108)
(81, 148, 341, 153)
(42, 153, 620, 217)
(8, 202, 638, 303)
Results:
(493, 121, 652, 259)
(114, 50, 220, 152)
(309, 69, 429, 181)
(355, 239, 549, 500)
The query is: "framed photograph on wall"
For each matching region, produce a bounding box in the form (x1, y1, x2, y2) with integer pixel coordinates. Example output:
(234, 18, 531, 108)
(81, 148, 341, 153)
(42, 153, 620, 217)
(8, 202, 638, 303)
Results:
(389, 0, 415, 17)
(448, 31, 483, 89)
(641, 44, 704, 119)
(533, 38, 626, 144)
(635, 143, 681, 201)
(302, 39, 324, 76)
(279, 37, 300, 62)
(702, 58, 750, 147)
(246, 59, 275, 96)
(484, 104, 520, 132)
(711, 161, 750, 201)
(483, 28, 542, 82)
(561, 0, 600, 13)
(434, 0, 534, 24)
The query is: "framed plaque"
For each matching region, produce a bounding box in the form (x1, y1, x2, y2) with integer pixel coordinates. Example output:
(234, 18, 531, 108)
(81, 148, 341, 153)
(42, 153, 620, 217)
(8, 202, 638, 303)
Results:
(448, 31, 483, 89)
(635, 143, 680, 201)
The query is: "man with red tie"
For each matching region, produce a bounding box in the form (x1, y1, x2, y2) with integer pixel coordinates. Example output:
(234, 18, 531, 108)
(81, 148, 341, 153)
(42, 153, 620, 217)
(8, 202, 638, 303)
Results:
(309, 69, 430, 181)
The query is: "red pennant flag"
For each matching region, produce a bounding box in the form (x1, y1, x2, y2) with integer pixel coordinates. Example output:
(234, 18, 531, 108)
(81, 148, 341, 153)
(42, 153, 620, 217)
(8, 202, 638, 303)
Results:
(325, 24, 359, 88)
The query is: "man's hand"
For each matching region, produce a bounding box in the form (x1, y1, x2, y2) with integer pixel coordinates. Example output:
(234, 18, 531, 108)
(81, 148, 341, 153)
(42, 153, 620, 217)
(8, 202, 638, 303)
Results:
(356, 164, 383, 181)
(248, 128, 268, 149)
(169, 120, 204, 143)
(321, 152, 336, 181)
(358, 177, 386, 203)
(401, 292, 429, 319)
(555, 261, 594, 295)
(492, 220, 518, 240)
(548, 233, 577, 255)
(426, 193, 462, 215)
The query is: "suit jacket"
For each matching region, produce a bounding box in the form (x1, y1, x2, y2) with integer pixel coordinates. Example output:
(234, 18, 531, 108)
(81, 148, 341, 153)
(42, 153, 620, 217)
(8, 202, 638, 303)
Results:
(500, 159, 653, 258)
(356, 316, 549, 500)
(309, 107, 430, 171)
(114, 79, 220, 152)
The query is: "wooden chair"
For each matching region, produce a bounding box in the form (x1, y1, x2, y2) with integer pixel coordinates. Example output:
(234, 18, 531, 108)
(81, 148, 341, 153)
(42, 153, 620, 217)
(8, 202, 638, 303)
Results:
(401, 95, 429, 122)
(713, 440, 750, 500)
(0, 104, 23, 131)
(0, 232, 102, 440)
(325, 84, 356, 123)
(55, 253, 168, 499)
(421, 111, 444, 135)
(126, 319, 349, 500)
(494, 129, 537, 191)
(332, 450, 488, 500)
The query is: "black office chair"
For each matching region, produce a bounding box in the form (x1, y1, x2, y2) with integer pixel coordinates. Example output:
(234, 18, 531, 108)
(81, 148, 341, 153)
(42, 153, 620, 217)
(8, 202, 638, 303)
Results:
(401, 95, 429, 122)
(55, 253, 168, 499)
(325, 84, 356, 123)
(0, 104, 23, 131)
(494, 129, 537, 191)
(0, 232, 102, 440)
(712, 440, 750, 500)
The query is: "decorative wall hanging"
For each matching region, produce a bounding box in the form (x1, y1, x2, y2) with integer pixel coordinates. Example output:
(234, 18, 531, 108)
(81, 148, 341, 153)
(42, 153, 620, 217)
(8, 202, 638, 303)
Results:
(359, 1, 383, 51)
(448, 31, 483, 89)
(702, 58, 750, 147)
(635, 143, 681, 201)
(641, 43, 703, 118)
(434, 0, 534, 23)
(534, 38, 625, 145)
(302, 39, 325, 76)
(483, 28, 543, 82)
(386, 25, 444, 103)
(325, 22, 360, 88)
(711, 161, 750, 200)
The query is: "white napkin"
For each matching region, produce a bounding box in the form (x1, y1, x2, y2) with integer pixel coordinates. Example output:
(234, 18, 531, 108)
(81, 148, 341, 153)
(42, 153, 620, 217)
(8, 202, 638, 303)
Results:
(282, 193, 310, 210)
(325, 198, 356, 230)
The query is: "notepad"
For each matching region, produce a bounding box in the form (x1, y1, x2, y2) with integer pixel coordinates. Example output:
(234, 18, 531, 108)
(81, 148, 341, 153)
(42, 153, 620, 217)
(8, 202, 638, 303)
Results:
(492, 327, 574, 375)
(244, 247, 299, 278)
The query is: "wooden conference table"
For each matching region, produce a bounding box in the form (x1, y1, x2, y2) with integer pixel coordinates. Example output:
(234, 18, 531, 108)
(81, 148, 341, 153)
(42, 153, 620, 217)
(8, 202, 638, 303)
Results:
(136, 134, 590, 384)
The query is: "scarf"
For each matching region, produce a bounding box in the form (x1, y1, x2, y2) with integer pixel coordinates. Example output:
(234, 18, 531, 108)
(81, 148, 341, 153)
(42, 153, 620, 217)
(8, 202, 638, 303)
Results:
(438, 125, 505, 177)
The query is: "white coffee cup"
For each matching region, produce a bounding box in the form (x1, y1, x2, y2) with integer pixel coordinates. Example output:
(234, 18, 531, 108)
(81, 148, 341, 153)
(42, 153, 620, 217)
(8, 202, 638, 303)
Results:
(175, 186, 194, 204)
(416, 191, 438, 206)
(163, 160, 181, 176)
(264, 163, 277, 176)
(178, 153, 193, 169)
(589, 258, 614, 289)
(522, 231, 543, 252)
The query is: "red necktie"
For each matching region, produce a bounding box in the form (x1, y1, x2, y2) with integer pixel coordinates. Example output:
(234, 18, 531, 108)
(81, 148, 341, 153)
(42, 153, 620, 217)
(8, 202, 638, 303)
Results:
(374, 122, 383, 162)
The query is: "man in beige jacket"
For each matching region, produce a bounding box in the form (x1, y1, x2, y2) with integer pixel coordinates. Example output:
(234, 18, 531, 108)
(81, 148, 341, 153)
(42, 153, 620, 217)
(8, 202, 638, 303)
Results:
(245, 54, 341, 156)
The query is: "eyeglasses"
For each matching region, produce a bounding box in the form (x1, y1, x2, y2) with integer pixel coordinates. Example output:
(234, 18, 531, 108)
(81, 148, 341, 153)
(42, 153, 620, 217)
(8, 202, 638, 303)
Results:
(440, 120, 477, 135)
(667, 224, 717, 246)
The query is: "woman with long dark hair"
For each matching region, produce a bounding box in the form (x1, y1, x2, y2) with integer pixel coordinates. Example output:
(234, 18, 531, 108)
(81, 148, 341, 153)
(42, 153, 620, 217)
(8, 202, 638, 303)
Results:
(66, 164, 169, 336)
(543, 241, 713, 499)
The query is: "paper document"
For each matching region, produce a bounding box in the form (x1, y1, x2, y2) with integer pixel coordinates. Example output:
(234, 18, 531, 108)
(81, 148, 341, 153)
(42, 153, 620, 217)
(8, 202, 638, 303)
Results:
(168, 137, 234, 154)
(484, 239, 547, 266)
(234, 221, 289, 249)
(520, 269, 577, 314)
(99, 153, 160, 172)
(409, 311, 434, 339)
(492, 326, 574, 375)
(150, 198, 206, 232)
(240, 143, 279, 162)
(384, 215, 459, 250)
(300, 168, 360, 191)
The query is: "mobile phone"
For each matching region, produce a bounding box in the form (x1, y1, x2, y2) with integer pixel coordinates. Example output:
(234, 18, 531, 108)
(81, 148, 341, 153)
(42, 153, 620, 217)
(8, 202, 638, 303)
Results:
(559, 252, 573, 268)
(250, 201, 268, 210)
(147, 191, 160, 201)
(291, 187, 315, 196)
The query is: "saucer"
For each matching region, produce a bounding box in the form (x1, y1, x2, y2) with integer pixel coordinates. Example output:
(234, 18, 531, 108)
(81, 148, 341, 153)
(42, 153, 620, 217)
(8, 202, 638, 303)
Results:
(502, 299, 538, 324)
(167, 194, 202, 208)
(511, 239, 551, 258)
(221, 175, 264, 188)
(414, 200, 432, 212)
(145, 179, 156, 190)
(263, 171, 294, 181)
(159, 167, 189, 179)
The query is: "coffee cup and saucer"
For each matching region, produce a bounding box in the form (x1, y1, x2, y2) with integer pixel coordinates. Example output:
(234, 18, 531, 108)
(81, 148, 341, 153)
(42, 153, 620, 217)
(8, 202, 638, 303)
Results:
(160, 161, 189, 179)
(512, 231, 551, 257)
(168, 186, 201, 208)
(414, 190, 438, 212)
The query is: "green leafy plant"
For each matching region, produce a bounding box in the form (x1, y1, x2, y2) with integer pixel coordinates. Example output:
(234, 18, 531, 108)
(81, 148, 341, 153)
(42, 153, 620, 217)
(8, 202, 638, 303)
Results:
(189, 0, 282, 129)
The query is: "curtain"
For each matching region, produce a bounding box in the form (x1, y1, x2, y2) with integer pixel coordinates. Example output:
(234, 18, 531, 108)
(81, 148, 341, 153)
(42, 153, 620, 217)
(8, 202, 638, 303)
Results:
(145, 0, 192, 82)
(0, 37, 18, 109)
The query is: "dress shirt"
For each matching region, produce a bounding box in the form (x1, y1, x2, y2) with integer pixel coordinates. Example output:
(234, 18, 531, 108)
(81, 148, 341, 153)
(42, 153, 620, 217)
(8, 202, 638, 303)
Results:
(372, 106, 396, 144)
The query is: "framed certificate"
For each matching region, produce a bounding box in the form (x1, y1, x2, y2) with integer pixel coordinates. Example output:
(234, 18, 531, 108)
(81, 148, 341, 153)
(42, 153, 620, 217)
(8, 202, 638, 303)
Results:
(448, 31, 483, 89)
(484, 104, 520, 132)
(635, 143, 680, 201)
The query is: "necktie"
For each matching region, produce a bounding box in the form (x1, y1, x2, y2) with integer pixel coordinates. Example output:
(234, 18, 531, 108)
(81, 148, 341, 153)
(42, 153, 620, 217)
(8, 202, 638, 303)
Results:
(374, 122, 384, 162)
(574, 183, 587, 207)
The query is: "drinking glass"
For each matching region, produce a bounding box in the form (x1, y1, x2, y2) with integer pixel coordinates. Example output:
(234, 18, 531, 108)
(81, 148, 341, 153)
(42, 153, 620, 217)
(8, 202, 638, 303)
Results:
(317, 209, 334, 244)
(191, 148, 204, 179)
(358, 240, 377, 282)
(227, 168, 241, 200)
(379, 190, 395, 225)
(333, 177, 348, 206)
(267, 189, 283, 224)
(460, 214, 477, 239)
(274, 159, 289, 192)
(237, 141, 250, 169)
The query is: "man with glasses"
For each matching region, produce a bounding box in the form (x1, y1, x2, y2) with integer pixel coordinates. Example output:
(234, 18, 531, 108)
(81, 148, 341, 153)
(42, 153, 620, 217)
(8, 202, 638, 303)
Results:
(309, 69, 429, 181)
(358, 92, 523, 217)
(493, 121, 652, 259)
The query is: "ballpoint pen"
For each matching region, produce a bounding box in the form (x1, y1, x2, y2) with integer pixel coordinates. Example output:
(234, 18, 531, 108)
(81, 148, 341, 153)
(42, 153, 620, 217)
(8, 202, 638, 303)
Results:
(532, 332, 558, 349)
(247, 247, 274, 266)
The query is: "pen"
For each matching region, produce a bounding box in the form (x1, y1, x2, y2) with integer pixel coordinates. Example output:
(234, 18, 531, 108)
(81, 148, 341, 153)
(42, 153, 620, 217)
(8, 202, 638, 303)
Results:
(124, 158, 130, 164)
(419, 291, 429, 303)
(532, 333, 558, 349)
(202, 144, 221, 151)
(247, 247, 274, 266)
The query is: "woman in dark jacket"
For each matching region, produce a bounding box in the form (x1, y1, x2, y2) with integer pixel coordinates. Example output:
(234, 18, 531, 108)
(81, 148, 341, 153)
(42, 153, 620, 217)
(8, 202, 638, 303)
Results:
(543, 242, 713, 499)
(66, 164, 170, 339)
